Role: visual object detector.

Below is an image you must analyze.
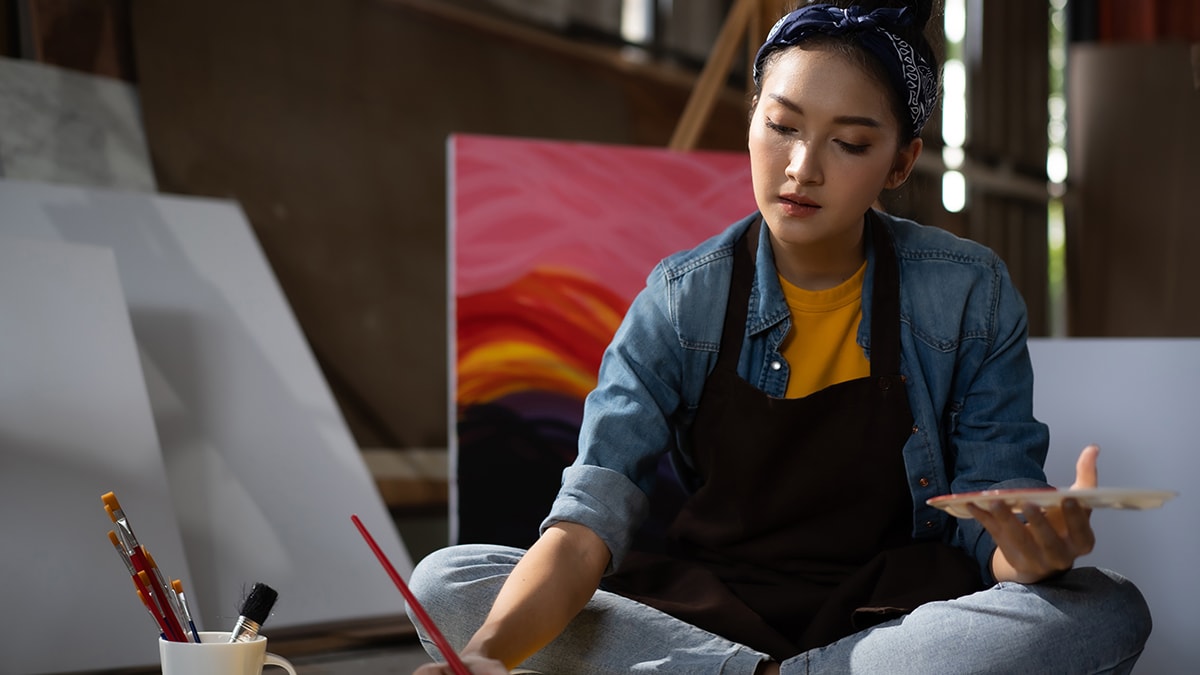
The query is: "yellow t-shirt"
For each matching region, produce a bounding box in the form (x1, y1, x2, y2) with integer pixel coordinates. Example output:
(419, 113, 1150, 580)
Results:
(778, 262, 870, 399)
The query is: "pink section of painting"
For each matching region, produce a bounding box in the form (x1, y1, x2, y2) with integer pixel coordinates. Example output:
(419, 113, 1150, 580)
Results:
(453, 134, 755, 301)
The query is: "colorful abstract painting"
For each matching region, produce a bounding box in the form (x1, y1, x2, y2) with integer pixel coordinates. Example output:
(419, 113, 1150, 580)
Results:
(450, 133, 755, 547)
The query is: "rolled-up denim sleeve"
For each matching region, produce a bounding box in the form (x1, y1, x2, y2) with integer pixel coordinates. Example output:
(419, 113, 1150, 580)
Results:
(540, 464, 651, 574)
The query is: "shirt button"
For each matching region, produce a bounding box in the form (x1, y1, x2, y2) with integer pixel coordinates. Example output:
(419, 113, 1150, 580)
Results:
(924, 520, 935, 529)
(771, 361, 782, 371)
(911, 424, 919, 435)
(918, 477, 930, 487)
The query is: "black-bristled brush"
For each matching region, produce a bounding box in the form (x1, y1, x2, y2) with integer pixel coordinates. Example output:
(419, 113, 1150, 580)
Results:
(228, 582, 279, 643)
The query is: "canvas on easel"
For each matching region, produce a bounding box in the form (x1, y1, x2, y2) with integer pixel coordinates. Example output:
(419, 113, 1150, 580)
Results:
(448, 133, 755, 547)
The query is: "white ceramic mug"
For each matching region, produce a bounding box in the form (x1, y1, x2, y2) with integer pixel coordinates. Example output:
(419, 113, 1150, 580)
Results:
(159, 631, 297, 675)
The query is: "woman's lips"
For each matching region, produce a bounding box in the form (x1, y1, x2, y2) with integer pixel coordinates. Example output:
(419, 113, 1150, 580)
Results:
(779, 194, 820, 217)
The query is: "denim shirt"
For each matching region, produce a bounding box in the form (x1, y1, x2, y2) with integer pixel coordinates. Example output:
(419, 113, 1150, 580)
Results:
(542, 210, 1050, 584)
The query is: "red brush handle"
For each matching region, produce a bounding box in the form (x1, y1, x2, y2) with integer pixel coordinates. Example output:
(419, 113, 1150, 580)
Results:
(130, 548, 186, 642)
(351, 515, 471, 675)
(132, 572, 173, 638)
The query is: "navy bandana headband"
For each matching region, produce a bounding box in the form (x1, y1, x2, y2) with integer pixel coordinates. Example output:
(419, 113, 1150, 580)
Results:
(753, 4, 939, 137)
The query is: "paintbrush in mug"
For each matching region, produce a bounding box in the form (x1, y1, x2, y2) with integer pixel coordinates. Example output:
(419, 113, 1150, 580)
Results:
(103, 492, 189, 641)
(229, 582, 278, 643)
(172, 579, 202, 643)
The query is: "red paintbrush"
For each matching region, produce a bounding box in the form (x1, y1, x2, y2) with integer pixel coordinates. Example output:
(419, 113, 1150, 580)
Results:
(351, 514, 471, 675)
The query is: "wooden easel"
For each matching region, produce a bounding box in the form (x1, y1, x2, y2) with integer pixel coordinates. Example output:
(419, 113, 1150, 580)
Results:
(668, 0, 790, 150)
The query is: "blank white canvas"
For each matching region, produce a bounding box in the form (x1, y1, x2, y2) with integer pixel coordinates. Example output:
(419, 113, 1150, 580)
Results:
(0, 236, 190, 673)
(1029, 338, 1198, 673)
(0, 179, 412, 650)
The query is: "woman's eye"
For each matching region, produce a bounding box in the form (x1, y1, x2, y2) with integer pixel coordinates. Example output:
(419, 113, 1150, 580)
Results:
(764, 118, 795, 134)
(836, 140, 870, 155)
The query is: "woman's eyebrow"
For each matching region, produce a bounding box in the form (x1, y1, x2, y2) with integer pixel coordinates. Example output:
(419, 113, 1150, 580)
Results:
(767, 93, 882, 129)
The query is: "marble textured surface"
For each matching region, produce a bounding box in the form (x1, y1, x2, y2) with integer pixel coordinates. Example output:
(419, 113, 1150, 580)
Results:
(0, 56, 156, 191)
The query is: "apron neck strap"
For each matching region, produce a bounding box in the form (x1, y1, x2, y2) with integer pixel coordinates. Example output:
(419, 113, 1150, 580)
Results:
(716, 218, 760, 367)
(866, 210, 902, 377)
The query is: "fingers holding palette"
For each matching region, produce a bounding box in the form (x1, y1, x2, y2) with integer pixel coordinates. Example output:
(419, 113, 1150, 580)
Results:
(926, 488, 1177, 519)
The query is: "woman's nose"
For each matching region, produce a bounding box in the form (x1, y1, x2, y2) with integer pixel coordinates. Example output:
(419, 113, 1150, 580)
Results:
(786, 142, 823, 185)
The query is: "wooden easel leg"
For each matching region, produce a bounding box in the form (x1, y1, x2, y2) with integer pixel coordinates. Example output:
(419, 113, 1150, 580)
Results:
(668, 0, 792, 151)
(668, 0, 758, 151)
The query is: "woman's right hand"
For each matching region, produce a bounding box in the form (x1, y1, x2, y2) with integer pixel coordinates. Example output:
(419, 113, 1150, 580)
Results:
(412, 653, 510, 675)
(411, 521, 609, 675)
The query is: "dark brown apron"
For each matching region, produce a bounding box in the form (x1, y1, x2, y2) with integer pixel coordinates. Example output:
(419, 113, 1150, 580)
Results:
(605, 213, 981, 659)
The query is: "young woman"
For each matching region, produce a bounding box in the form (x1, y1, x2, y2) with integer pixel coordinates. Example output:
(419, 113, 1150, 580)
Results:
(410, 2, 1151, 673)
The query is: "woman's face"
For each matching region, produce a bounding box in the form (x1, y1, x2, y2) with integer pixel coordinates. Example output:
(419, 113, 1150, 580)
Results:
(749, 46, 921, 257)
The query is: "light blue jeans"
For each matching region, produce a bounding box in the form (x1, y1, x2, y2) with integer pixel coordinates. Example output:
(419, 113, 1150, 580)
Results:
(408, 544, 1151, 674)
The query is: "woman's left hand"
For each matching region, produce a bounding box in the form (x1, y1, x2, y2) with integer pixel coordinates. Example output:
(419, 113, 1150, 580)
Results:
(967, 445, 1099, 584)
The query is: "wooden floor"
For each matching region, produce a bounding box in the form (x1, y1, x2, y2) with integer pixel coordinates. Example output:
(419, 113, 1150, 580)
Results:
(290, 643, 434, 673)
(274, 621, 434, 673)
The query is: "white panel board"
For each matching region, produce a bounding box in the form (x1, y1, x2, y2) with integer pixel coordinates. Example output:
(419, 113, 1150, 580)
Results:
(0, 179, 411, 654)
(1029, 338, 1198, 673)
(0, 236, 189, 673)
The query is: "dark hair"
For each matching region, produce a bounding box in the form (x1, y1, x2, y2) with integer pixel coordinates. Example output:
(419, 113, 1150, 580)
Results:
(754, 0, 942, 144)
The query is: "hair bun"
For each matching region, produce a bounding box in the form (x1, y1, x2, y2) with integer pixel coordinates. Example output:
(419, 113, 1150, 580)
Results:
(814, 1, 936, 31)
(910, 0, 934, 30)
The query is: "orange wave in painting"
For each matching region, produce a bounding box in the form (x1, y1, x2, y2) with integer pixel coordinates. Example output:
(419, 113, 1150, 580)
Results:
(457, 267, 627, 406)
